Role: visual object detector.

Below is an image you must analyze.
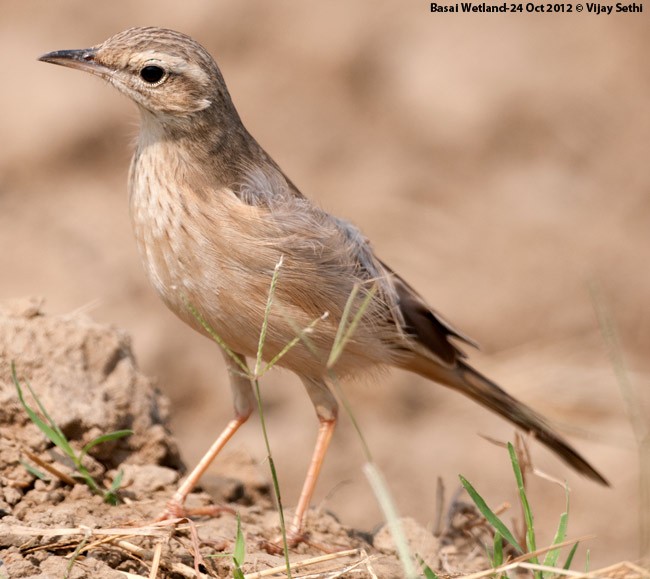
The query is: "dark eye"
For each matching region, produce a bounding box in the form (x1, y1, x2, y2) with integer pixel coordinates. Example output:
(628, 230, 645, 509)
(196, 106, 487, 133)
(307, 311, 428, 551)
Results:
(140, 65, 166, 84)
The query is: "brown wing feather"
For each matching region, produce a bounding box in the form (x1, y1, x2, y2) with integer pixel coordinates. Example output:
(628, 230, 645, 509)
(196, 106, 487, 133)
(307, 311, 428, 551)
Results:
(380, 259, 478, 366)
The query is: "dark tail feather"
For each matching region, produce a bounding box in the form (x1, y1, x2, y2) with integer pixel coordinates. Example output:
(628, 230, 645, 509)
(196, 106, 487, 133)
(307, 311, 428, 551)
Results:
(407, 357, 609, 486)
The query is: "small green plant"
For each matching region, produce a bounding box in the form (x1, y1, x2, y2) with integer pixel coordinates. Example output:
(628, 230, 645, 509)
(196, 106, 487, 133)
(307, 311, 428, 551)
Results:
(203, 513, 247, 577)
(11, 361, 132, 505)
(460, 442, 577, 578)
(416, 554, 439, 579)
(232, 514, 246, 579)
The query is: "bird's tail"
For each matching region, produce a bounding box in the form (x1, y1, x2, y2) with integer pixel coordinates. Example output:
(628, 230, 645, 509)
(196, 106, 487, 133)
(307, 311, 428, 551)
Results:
(403, 356, 609, 486)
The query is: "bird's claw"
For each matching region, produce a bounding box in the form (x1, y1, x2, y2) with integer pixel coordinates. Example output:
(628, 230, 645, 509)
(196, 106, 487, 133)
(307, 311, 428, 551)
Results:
(155, 499, 235, 522)
(260, 528, 333, 555)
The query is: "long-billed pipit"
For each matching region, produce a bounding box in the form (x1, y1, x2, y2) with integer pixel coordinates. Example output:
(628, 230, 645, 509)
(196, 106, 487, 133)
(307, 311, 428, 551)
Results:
(39, 27, 608, 541)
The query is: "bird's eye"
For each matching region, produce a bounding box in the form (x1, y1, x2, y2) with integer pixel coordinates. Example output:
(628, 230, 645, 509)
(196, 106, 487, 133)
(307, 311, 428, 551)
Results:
(140, 65, 166, 85)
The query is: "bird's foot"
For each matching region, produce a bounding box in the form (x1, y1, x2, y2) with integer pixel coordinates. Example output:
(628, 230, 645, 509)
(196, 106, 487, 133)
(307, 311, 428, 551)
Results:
(260, 527, 333, 555)
(154, 497, 236, 522)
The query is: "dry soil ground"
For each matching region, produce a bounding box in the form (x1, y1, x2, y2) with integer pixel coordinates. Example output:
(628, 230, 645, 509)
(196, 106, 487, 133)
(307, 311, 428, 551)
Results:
(0, 299, 494, 577)
(1, 1, 649, 576)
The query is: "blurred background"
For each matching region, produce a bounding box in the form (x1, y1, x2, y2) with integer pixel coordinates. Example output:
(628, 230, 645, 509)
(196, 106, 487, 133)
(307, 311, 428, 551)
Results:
(1, 0, 647, 568)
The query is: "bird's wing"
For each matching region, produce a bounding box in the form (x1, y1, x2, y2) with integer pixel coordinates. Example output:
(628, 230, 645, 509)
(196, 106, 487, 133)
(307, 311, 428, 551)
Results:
(379, 259, 479, 367)
(230, 162, 477, 367)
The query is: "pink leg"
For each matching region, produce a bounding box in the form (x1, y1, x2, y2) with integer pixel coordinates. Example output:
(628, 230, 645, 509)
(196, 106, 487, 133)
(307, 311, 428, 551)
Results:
(160, 352, 254, 519)
(289, 378, 338, 537)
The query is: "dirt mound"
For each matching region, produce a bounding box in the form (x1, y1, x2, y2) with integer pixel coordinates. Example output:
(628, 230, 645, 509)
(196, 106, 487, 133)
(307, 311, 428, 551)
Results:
(0, 297, 182, 478)
(0, 300, 491, 577)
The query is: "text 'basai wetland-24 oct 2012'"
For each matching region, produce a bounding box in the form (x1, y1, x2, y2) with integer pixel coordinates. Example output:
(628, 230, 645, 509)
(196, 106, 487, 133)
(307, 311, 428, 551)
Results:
(430, 2, 642, 13)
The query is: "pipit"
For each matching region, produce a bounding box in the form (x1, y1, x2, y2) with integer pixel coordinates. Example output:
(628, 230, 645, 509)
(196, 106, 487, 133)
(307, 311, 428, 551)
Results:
(40, 27, 607, 541)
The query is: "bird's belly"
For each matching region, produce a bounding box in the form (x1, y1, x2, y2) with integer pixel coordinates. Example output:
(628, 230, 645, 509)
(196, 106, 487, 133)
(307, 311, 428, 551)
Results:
(131, 217, 392, 376)
(129, 165, 399, 377)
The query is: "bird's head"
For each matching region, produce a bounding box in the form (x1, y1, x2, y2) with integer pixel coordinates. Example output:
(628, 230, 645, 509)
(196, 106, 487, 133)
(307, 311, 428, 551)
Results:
(39, 27, 235, 122)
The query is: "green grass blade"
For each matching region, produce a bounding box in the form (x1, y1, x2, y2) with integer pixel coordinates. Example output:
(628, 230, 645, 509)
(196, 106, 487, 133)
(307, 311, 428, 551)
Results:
(543, 511, 568, 568)
(260, 312, 328, 376)
(104, 491, 119, 506)
(64, 534, 89, 579)
(507, 443, 538, 558)
(73, 464, 102, 493)
(232, 515, 246, 579)
(327, 283, 360, 368)
(416, 554, 439, 579)
(104, 468, 125, 505)
(19, 366, 68, 441)
(253, 377, 292, 578)
(543, 484, 570, 568)
(12, 363, 111, 500)
(182, 298, 249, 376)
(327, 283, 377, 369)
(233, 514, 246, 568)
(248, 259, 291, 576)
(255, 256, 283, 376)
(459, 474, 523, 553)
(562, 542, 579, 570)
(20, 459, 49, 481)
(110, 468, 125, 492)
(493, 530, 504, 568)
(80, 429, 133, 459)
(12, 363, 75, 459)
(260, 336, 301, 375)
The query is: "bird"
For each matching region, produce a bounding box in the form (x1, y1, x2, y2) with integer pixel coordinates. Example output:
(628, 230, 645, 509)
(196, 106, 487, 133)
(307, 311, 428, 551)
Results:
(39, 27, 608, 541)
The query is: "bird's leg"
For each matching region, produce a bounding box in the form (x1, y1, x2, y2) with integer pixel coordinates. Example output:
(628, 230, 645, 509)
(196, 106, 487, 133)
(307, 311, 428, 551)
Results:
(287, 378, 338, 542)
(158, 353, 254, 520)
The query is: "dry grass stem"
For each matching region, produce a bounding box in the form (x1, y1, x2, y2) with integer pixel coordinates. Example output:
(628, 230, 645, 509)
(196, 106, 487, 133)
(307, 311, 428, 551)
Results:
(591, 284, 650, 560)
(115, 539, 208, 579)
(433, 476, 445, 537)
(242, 548, 361, 578)
(3, 522, 215, 579)
(184, 517, 208, 577)
(23, 449, 78, 486)
(464, 560, 649, 579)
(4, 523, 171, 538)
(148, 541, 163, 579)
(570, 561, 650, 579)
(461, 535, 597, 579)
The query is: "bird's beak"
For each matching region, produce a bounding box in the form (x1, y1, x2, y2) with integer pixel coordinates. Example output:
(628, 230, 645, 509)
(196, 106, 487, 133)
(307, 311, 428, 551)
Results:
(38, 48, 113, 79)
